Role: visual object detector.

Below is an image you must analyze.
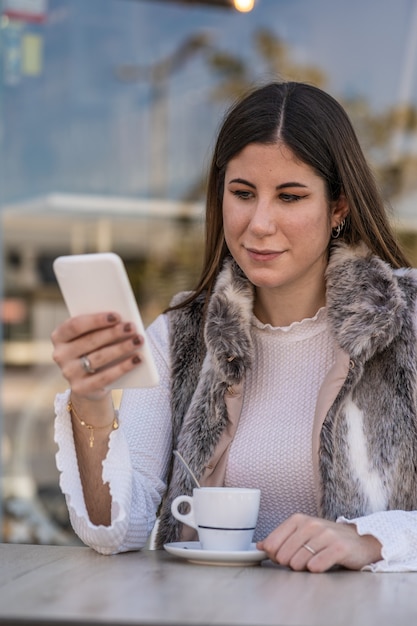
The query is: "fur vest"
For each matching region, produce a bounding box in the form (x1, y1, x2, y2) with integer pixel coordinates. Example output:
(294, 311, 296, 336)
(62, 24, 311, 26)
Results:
(155, 242, 417, 548)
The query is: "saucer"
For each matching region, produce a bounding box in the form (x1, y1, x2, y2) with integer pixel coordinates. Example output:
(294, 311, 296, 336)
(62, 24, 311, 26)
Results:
(163, 541, 268, 566)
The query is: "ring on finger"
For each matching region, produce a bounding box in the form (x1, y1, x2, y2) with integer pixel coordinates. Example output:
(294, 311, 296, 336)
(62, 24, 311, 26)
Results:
(80, 354, 96, 375)
(302, 543, 316, 556)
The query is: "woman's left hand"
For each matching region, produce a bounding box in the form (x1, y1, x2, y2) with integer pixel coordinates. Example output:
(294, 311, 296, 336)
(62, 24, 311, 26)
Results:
(256, 513, 382, 572)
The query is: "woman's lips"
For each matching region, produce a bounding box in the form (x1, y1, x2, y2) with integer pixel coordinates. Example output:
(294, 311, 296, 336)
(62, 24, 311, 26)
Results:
(246, 248, 283, 262)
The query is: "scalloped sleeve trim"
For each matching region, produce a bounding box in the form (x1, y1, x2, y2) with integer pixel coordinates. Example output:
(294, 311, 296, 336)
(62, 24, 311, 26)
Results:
(54, 390, 135, 555)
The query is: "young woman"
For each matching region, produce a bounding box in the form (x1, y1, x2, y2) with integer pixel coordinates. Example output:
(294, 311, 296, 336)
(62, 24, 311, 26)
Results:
(52, 82, 417, 572)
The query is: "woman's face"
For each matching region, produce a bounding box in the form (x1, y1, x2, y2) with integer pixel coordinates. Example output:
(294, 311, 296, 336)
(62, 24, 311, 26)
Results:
(222, 142, 347, 301)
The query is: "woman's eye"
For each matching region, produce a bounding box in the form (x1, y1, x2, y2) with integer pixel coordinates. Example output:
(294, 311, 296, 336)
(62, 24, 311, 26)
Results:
(280, 193, 302, 202)
(231, 189, 253, 200)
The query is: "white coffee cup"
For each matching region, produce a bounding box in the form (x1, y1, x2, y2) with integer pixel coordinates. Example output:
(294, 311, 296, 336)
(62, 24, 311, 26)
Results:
(171, 487, 261, 551)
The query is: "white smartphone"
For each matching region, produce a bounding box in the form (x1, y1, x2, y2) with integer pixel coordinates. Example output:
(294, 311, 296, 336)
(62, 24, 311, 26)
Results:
(53, 252, 160, 389)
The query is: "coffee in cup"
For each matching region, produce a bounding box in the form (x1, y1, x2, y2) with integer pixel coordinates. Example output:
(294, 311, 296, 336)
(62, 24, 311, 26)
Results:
(171, 487, 261, 551)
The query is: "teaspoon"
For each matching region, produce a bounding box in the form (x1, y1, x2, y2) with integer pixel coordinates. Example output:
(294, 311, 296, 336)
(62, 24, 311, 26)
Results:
(173, 450, 201, 488)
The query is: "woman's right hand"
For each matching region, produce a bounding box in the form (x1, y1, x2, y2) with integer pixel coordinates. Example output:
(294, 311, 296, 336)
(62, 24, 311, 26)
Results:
(51, 312, 143, 401)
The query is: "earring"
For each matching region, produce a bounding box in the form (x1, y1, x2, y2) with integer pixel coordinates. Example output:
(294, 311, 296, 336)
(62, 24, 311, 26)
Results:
(332, 218, 346, 239)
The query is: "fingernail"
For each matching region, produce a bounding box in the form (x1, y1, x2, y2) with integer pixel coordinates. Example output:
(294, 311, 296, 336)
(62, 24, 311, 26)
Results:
(132, 355, 141, 364)
(107, 313, 117, 322)
(132, 335, 141, 345)
(124, 323, 132, 332)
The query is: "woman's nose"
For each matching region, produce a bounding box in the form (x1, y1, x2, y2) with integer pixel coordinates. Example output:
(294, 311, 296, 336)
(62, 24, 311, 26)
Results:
(249, 200, 277, 236)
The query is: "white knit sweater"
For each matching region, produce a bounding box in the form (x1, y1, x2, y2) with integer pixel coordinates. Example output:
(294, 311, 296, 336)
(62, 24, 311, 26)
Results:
(224, 309, 333, 539)
(54, 310, 417, 571)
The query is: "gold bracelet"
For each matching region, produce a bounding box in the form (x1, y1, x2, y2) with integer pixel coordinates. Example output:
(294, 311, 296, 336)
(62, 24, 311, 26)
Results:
(67, 401, 119, 448)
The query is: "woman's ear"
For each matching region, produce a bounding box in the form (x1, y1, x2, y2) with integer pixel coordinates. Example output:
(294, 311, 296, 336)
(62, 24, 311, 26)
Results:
(330, 193, 349, 230)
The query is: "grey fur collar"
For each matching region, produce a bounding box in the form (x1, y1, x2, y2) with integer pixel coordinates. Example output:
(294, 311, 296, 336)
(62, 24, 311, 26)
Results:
(325, 242, 413, 361)
(197, 241, 416, 368)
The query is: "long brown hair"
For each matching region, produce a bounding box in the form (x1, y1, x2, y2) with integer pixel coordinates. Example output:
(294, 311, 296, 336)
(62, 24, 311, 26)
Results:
(170, 81, 410, 310)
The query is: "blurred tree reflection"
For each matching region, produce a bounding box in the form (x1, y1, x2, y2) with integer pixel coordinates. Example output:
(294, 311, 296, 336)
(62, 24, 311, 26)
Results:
(208, 28, 327, 101)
